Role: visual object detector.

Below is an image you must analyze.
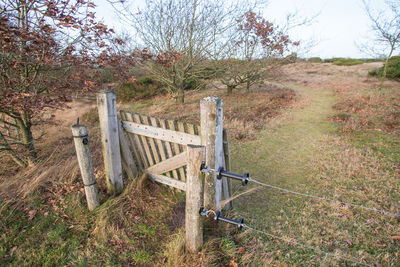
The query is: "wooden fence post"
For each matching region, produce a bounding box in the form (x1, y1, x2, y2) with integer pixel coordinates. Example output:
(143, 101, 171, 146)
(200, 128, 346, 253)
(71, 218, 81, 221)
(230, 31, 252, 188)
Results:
(72, 124, 99, 210)
(185, 145, 204, 252)
(97, 91, 123, 195)
(200, 97, 224, 210)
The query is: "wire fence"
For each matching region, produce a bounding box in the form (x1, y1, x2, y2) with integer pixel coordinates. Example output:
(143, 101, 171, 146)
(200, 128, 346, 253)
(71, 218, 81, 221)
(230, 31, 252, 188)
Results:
(205, 168, 399, 266)
(248, 177, 400, 218)
(242, 224, 373, 267)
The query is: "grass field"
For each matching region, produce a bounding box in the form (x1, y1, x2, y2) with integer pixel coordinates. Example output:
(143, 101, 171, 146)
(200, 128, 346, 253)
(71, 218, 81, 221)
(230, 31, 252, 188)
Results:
(1, 62, 399, 266)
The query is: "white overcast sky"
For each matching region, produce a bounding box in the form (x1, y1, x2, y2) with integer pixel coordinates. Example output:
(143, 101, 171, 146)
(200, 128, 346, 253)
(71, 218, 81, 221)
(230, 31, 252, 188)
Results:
(95, 0, 389, 59)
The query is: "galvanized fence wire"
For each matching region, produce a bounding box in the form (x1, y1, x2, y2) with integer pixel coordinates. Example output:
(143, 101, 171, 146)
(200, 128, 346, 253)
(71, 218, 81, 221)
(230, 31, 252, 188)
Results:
(206, 169, 398, 266)
(247, 177, 400, 218)
(241, 224, 373, 267)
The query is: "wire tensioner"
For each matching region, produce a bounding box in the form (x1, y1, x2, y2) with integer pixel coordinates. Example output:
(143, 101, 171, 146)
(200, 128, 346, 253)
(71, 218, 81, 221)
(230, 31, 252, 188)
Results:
(199, 207, 244, 229)
(200, 162, 249, 186)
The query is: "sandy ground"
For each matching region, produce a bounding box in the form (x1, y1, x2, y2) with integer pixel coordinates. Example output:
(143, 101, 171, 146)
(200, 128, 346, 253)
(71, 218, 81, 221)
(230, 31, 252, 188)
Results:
(42, 97, 97, 139)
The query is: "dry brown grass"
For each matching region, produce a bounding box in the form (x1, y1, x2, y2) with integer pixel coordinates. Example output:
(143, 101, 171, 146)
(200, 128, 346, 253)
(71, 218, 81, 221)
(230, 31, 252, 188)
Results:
(276, 61, 400, 136)
(123, 82, 297, 141)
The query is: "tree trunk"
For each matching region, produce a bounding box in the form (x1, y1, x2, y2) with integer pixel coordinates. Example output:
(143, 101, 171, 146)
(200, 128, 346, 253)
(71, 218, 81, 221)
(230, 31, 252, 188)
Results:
(379, 57, 390, 90)
(0, 131, 28, 168)
(16, 115, 37, 166)
(379, 47, 394, 90)
(177, 86, 185, 104)
(227, 85, 234, 95)
(246, 80, 251, 93)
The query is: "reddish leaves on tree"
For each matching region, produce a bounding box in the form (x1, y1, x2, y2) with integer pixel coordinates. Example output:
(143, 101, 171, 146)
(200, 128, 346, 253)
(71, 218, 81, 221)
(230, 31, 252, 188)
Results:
(237, 11, 296, 57)
(0, 0, 134, 116)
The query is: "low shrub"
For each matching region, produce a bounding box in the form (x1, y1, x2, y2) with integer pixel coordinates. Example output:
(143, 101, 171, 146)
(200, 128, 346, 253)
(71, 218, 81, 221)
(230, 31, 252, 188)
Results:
(98, 67, 115, 83)
(199, 66, 224, 79)
(282, 52, 298, 64)
(308, 57, 322, 63)
(332, 58, 364, 66)
(369, 56, 400, 80)
(323, 57, 342, 63)
(363, 58, 383, 63)
(116, 77, 164, 102)
(183, 78, 205, 90)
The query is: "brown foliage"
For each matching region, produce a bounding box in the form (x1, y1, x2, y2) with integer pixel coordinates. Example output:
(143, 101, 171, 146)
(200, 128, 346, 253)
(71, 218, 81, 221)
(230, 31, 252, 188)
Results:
(0, 0, 136, 167)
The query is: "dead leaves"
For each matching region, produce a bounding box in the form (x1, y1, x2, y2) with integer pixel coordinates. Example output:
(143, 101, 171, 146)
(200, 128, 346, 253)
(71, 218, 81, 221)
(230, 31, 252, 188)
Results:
(28, 209, 37, 220)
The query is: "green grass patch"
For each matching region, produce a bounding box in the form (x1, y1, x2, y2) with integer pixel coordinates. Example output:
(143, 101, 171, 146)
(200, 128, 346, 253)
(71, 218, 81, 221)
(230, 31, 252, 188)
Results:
(347, 130, 400, 165)
(0, 202, 85, 266)
(307, 57, 322, 63)
(331, 58, 364, 66)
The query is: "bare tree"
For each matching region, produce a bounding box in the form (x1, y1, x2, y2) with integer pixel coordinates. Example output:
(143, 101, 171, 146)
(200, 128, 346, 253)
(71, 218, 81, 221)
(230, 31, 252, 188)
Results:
(362, 0, 400, 88)
(216, 11, 297, 94)
(115, 0, 261, 103)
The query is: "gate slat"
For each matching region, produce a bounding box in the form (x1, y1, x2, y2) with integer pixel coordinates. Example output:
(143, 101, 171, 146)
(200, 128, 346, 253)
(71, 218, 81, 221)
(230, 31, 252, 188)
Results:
(147, 173, 186, 191)
(159, 118, 180, 182)
(126, 111, 148, 169)
(134, 113, 155, 167)
(170, 119, 186, 182)
(121, 120, 201, 146)
(142, 114, 162, 165)
(120, 111, 144, 171)
(150, 116, 168, 163)
(146, 151, 187, 175)
(150, 116, 172, 179)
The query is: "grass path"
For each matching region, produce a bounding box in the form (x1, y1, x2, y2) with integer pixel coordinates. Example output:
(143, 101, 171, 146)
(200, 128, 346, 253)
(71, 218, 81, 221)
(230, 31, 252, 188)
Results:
(229, 84, 400, 265)
(232, 84, 337, 200)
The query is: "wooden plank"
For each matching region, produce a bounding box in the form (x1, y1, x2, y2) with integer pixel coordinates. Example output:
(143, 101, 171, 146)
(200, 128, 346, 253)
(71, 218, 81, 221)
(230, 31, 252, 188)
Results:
(146, 151, 187, 175)
(126, 111, 149, 169)
(97, 91, 123, 195)
(120, 111, 144, 171)
(118, 121, 138, 179)
(122, 120, 201, 146)
(147, 173, 186, 191)
(185, 145, 204, 252)
(150, 116, 169, 164)
(141, 114, 161, 165)
(170, 120, 186, 182)
(133, 113, 155, 167)
(159, 118, 180, 181)
(176, 121, 188, 182)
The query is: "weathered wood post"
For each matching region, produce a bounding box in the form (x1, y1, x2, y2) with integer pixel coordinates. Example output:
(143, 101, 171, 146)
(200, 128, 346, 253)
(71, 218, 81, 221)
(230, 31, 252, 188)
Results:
(97, 91, 124, 195)
(200, 97, 225, 210)
(185, 145, 204, 252)
(72, 124, 99, 210)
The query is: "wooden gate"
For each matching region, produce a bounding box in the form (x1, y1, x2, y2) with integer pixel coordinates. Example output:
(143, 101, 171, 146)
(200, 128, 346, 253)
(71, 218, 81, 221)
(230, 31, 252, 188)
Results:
(74, 92, 231, 252)
(120, 110, 201, 191)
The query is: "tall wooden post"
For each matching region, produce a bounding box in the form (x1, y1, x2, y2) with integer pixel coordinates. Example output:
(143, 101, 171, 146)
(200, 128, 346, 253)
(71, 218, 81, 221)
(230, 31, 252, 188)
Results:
(200, 97, 224, 210)
(185, 145, 204, 252)
(72, 124, 99, 210)
(97, 91, 123, 195)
